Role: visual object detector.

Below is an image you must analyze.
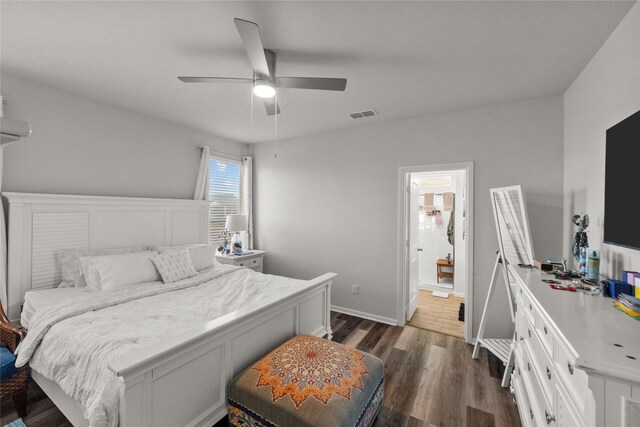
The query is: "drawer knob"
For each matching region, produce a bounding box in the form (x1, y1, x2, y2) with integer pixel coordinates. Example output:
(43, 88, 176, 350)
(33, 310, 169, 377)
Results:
(529, 304, 533, 310)
(528, 329, 531, 338)
(518, 368, 521, 376)
(239, 263, 244, 266)
(546, 367, 551, 380)
(543, 326, 548, 335)
(530, 408, 534, 420)
(545, 410, 555, 424)
(527, 362, 531, 372)
(567, 362, 574, 375)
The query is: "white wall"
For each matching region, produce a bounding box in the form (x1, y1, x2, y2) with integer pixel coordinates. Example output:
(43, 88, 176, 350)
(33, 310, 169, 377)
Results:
(0, 73, 247, 198)
(253, 95, 564, 338)
(563, 2, 640, 277)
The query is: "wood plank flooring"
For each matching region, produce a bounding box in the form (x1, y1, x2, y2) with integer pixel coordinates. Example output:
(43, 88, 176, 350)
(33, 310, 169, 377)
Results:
(407, 290, 465, 338)
(1, 312, 520, 427)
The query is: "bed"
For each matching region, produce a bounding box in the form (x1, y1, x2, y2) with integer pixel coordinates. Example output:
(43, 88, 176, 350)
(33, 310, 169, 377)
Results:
(3, 192, 335, 427)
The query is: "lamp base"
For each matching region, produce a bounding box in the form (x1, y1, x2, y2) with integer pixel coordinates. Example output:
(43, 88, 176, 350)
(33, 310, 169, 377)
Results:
(231, 232, 243, 255)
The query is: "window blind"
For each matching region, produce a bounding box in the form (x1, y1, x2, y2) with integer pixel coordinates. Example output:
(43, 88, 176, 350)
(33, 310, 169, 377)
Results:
(208, 157, 244, 247)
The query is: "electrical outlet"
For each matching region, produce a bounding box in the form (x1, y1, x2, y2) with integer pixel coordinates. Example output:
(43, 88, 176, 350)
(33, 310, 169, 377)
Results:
(352, 284, 359, 294)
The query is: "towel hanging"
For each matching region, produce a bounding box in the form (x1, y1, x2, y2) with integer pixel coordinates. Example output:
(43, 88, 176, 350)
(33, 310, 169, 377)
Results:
(424, 193, 435, 212)
(443, 192, 454, 212)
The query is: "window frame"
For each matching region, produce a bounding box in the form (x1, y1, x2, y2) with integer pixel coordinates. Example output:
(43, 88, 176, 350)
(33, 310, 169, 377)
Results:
(207, 155, 244, 248)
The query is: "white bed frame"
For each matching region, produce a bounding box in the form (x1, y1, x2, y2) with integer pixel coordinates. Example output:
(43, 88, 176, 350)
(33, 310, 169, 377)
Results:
(4, 192, 335, 427)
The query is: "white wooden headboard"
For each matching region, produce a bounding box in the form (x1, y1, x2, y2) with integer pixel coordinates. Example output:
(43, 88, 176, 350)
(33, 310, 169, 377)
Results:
(4, 192, 209, 321)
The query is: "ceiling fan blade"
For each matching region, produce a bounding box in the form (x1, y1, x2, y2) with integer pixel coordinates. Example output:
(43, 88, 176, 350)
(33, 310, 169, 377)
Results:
(234, 18, 271, 77)
(178, 77, 253, 83)
(263, 97, 281, 116)
(275, 77, 347, 91)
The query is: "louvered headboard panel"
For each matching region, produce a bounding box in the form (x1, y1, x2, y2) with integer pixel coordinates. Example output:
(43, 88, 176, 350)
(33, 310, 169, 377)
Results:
(4, 193, 209, 322)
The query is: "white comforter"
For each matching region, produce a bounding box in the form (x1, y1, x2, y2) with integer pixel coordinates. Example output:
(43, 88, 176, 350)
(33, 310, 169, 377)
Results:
(16, 265, 305, 427)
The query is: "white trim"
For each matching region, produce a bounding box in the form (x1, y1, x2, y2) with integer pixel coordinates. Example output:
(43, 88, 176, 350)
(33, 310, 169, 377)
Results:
(3, 192, 209, 207)
(331, 305, 398, 326)
(208, 151, 243, 164)
(198, 146, 244, 162)
(397, 162, 474, 343)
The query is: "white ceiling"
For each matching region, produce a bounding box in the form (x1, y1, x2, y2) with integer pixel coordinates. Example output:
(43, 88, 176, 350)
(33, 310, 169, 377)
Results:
(0, 1, 634, 143)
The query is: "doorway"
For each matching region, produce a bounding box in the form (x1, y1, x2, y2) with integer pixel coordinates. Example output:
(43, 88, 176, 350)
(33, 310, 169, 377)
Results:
(397, 163, 474, 342)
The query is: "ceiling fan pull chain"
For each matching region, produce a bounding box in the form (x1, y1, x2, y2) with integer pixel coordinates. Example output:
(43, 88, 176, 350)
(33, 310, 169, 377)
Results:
(274, 91, 278, 159)
(249, 77, 255, 150)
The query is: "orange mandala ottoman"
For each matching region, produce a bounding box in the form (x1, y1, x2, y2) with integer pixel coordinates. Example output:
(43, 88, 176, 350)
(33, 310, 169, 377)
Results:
(228, 335, 385, 427)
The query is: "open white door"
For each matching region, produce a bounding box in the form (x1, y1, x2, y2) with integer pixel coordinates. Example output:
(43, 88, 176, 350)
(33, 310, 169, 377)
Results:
(407, 181, 419, 321)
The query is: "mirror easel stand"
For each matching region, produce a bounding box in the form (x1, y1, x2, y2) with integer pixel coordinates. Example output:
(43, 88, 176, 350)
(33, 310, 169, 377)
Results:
(472, 251, 517, 388)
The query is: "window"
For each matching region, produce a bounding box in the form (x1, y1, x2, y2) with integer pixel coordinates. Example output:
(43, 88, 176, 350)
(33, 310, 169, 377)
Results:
(208, 157, 244, 247)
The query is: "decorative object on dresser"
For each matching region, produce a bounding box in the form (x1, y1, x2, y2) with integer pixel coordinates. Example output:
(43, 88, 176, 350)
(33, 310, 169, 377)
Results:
(473, 185, 535, 388)
(216, 250, 265, 273)
(225, 214, 248, 254)
(571, 213, 589, 274)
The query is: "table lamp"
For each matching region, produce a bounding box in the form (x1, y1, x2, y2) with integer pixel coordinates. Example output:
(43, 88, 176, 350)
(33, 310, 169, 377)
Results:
(225, 214, 248, 255)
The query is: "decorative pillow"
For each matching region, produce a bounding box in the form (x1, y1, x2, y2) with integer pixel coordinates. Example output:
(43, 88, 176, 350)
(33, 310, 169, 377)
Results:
(56, 245, 147, 288)
(151, 249, 198, 283)
(156, 244, 217, 271)
(79, 251, 161, 292)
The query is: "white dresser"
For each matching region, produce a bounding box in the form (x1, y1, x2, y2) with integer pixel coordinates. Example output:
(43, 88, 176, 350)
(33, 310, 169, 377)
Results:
(215, 250, 265, 273)
(510, 266, 640, 427)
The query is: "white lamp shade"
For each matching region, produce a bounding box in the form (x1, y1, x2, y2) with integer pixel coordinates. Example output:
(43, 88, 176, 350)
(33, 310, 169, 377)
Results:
(225, 214, 248, 232)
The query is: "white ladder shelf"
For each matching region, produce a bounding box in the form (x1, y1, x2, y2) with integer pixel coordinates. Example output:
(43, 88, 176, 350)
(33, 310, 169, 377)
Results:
(472, 251, 516, 388)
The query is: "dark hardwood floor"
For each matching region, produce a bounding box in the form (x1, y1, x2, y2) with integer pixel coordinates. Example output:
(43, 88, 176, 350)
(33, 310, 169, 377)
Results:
(1, 312, 521, 427)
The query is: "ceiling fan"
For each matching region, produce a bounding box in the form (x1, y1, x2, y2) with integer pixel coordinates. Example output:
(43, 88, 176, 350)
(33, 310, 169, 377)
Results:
(178, 18, 347, 116)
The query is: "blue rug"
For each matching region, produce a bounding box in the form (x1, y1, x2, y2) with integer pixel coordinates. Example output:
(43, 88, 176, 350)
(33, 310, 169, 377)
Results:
(3, 418, 26, 427)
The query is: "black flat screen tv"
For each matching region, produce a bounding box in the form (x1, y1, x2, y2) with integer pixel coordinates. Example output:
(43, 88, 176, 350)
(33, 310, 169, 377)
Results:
(604, 109, 640, 250)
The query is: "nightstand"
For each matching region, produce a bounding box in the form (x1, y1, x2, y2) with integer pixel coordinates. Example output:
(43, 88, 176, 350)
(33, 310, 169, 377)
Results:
(215, 250, 266, 273)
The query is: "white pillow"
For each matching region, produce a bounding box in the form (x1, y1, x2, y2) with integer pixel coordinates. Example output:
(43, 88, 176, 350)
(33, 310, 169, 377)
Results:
(151, 249, 198, 283)
(79, 251, 161, 292)
(56, 245, 147, 288)
(156, 244, 217, 271)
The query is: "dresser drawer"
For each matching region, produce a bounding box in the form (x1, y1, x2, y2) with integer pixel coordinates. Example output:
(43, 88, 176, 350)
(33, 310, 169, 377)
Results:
(247, 256, 263, 269)
(555, 382, 583, 427)
(522, 345, 556, 426)
(555, 341, 589, 415)
(518, 346, 555, 426)
(235, 256, 262, 269)
(535, 314, 555, 358)
(526, 318, 555, 400)
(513, 354, 536, 427)
(518, 286, 537, 325)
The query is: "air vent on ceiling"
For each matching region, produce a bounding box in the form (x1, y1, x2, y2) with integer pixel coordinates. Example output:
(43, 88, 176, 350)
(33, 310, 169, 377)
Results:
(348, 109, 378, 119)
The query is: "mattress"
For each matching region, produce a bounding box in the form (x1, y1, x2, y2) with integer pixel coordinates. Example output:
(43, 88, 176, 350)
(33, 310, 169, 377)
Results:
(21, 286, 90, 329)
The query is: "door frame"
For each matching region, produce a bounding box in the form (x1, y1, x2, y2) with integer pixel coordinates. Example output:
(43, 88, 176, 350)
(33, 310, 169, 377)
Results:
(396, 162, 475, 343)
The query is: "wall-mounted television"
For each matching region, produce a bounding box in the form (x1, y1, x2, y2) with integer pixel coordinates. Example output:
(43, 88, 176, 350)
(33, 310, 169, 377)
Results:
(604, 109, 640, 250)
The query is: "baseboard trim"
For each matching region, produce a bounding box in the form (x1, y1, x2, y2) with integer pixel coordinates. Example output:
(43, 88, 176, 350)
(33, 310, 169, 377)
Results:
(331, 305, 398, 326)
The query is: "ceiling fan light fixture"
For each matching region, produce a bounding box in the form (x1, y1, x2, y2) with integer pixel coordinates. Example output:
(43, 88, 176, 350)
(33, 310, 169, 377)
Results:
(253, 79, 276, 98)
